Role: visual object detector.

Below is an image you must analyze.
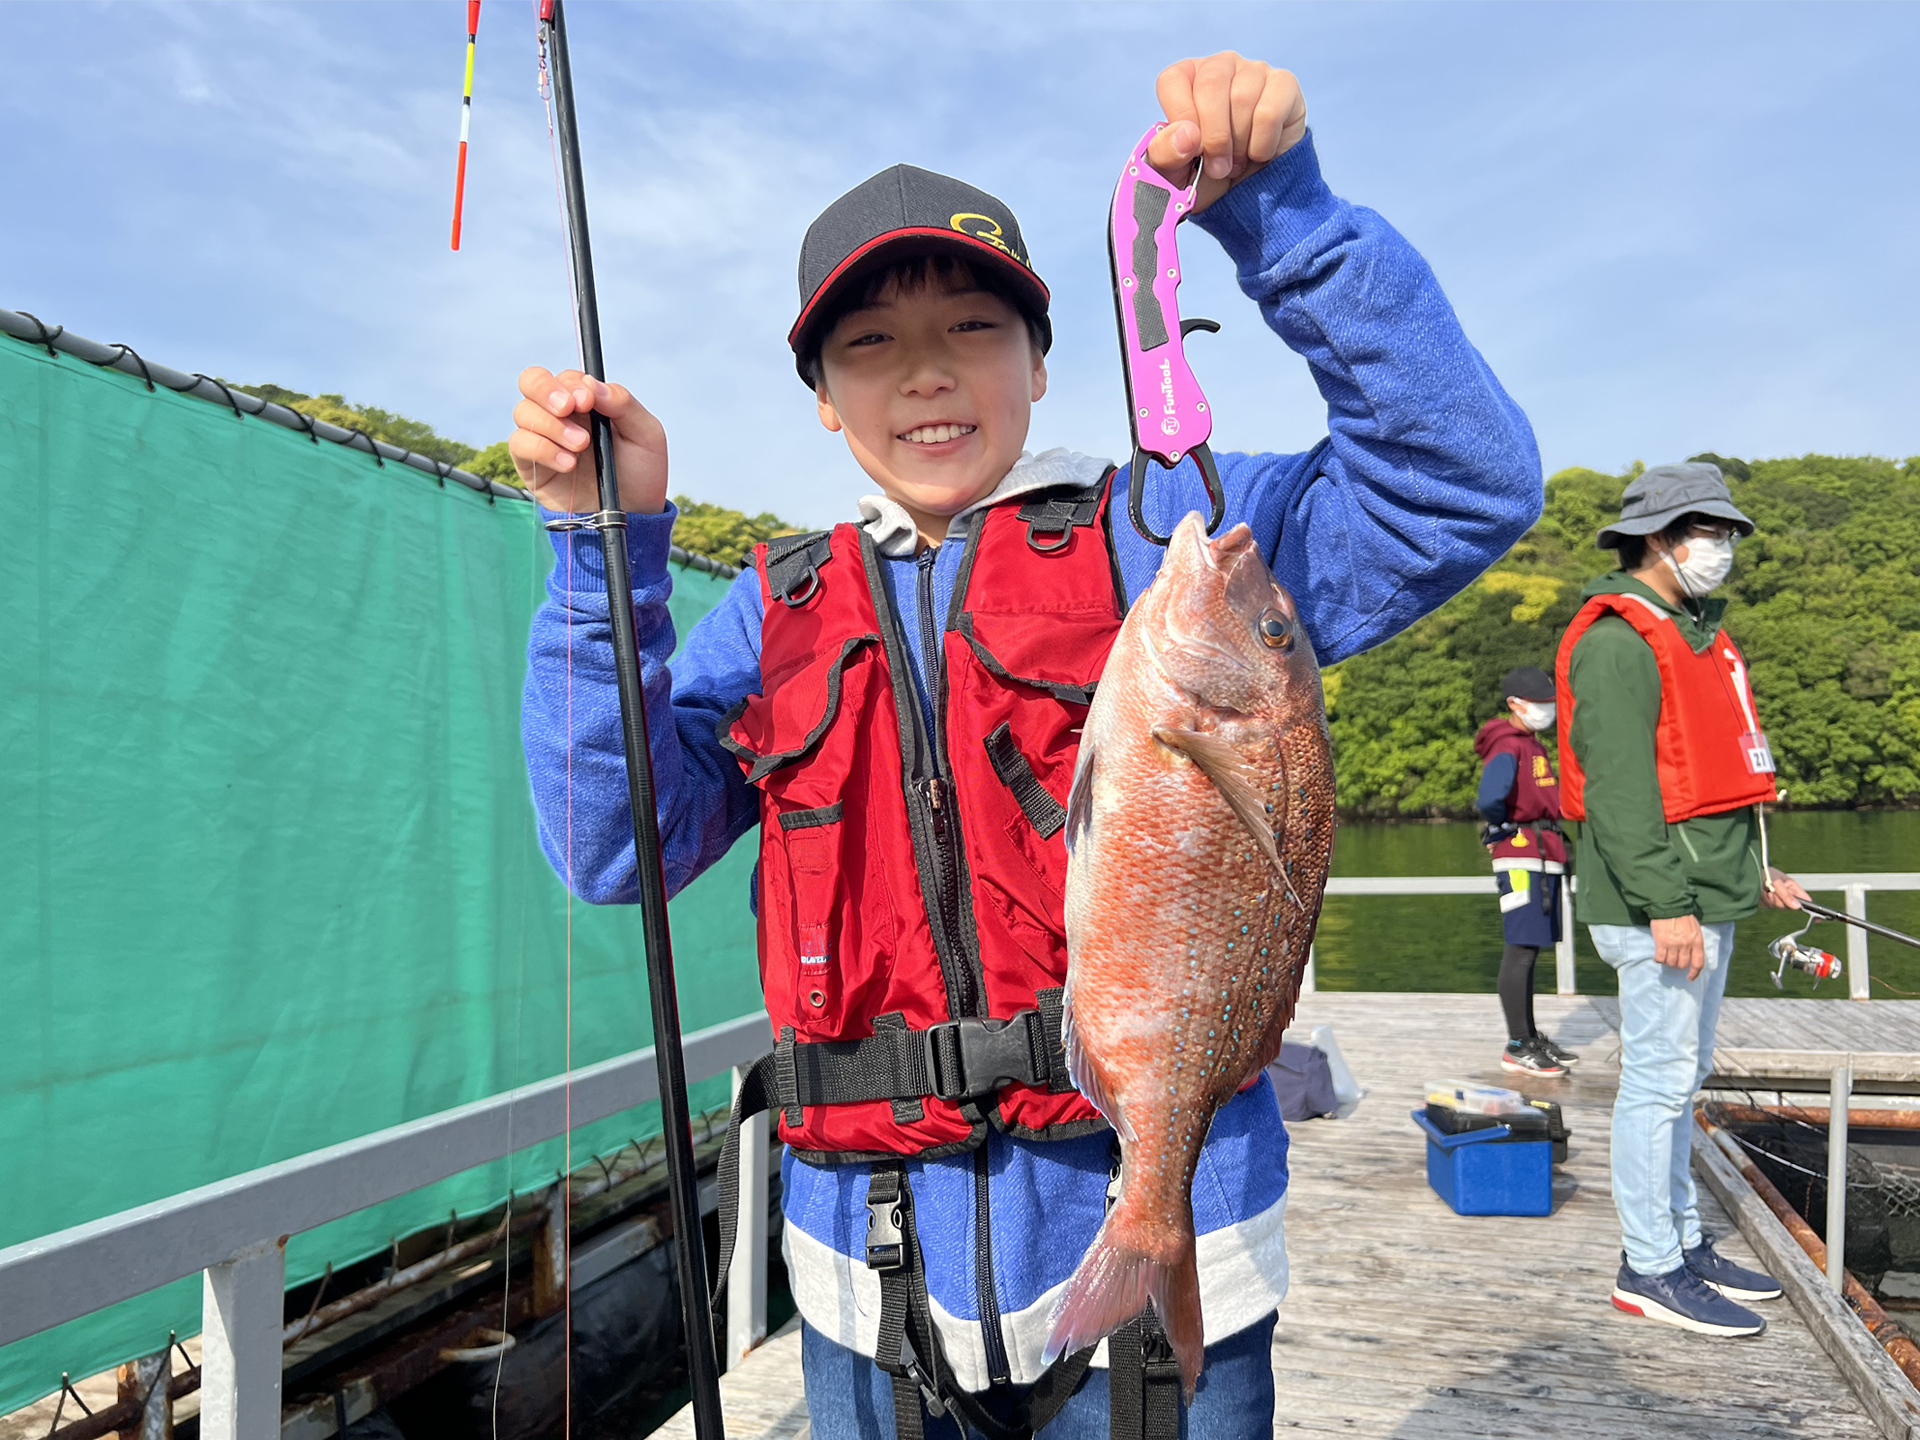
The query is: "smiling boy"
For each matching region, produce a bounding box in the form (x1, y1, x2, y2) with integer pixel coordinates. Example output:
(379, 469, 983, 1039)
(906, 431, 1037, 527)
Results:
(514, 53, 1540, 1440)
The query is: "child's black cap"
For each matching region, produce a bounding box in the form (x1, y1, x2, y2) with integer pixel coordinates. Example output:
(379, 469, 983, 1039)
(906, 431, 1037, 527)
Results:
(1500, 666, 1557, 703)
(790, 164, 1052, 384)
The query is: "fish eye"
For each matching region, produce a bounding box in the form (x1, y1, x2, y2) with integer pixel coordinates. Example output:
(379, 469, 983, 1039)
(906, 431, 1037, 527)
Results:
(1257, 609, 1293, 651)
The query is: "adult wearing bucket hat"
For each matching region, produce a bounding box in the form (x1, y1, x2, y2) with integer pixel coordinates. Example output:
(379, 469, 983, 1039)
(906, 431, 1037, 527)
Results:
(1554, 462, 1811, 1337)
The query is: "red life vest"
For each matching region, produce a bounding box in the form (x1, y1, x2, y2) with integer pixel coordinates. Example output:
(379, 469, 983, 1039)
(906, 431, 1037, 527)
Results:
(1555, 591, 1777, 824)
(1471, 717, 1566, 869)
(721, 479, 1122, 1161)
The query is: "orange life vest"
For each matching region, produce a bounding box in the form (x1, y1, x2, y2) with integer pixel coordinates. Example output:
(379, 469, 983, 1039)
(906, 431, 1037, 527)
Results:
(1555, 591, 1777, 824)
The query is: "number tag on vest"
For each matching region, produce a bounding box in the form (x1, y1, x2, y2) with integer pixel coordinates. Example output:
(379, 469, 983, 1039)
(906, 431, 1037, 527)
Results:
(1740, 730, 1776, 775)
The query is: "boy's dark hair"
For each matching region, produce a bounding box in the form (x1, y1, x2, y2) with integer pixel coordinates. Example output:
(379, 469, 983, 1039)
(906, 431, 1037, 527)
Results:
(1610, 512, 1715, 570)
(797, 250, 1049, 390)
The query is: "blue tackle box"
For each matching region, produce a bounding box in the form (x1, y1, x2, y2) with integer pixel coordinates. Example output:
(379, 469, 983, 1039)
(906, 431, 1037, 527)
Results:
(1410, 1108, 1553, 1217)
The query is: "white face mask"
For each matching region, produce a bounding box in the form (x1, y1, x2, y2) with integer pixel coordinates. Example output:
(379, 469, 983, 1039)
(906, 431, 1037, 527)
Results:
(1512, 699, 1555, 732)
(1664, 533, 1736, 597)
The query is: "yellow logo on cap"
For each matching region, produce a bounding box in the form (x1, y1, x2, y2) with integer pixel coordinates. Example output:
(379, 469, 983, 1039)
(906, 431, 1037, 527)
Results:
(949, 212, 1024, 265)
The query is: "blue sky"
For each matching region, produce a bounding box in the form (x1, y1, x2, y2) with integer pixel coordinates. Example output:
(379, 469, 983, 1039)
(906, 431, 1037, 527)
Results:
(3, 1, 1915, 528)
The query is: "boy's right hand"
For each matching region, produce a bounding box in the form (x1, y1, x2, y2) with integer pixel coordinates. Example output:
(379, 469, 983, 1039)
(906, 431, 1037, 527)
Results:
(510, 367, 668, 515)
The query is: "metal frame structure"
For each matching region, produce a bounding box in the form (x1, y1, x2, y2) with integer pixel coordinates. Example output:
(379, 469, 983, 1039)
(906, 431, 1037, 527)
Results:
(0, 1013, 775, 1439)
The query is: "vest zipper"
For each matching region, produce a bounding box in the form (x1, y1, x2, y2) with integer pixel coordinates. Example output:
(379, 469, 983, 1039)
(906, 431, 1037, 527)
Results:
(973, 1143, 1012, 1386)
(917, 548, 977, 1016)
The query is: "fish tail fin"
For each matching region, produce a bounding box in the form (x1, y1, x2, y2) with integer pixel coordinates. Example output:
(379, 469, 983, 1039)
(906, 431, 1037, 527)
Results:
(1043, 1214, 1203, 1399)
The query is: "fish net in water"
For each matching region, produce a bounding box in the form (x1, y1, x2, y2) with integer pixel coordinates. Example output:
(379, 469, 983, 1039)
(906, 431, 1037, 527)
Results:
(1702, 1096, 1920, 1283)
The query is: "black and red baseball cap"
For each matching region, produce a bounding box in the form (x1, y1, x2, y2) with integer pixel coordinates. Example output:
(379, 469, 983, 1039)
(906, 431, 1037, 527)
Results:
(789, 164, 1052, 384)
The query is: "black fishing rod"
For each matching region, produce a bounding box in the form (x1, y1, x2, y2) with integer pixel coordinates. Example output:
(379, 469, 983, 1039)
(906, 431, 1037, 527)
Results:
(537, 3, 725, 1436)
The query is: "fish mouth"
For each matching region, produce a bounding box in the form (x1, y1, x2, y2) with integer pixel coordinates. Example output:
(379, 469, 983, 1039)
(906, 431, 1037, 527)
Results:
(1171, 513, 1257, 573)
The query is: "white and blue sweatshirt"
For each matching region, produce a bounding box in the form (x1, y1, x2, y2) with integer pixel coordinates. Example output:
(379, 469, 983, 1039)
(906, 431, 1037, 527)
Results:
(521, 133, 1542, 1388)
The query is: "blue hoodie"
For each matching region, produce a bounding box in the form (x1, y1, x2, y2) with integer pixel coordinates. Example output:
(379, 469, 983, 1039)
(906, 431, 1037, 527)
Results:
(523, 133, 1541, 1387)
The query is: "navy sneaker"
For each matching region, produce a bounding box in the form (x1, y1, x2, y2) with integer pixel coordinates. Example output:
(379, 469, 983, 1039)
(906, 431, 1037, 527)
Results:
(1686, 1236, 1782, 1302)
(1612, 1254, 1767, 1336)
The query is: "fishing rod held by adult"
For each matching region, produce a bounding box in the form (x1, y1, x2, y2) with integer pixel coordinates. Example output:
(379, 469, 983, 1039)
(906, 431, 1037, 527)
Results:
(537, 3, 727, 1436)
(1798, 897, 1920, 950)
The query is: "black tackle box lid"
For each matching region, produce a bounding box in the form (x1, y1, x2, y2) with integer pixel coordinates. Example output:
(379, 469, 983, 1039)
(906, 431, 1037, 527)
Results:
(1423, 1101, 1552, 1142)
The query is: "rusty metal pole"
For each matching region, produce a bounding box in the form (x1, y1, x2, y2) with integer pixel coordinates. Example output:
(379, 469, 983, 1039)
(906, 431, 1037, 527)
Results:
(113, 1349, 170, 1440)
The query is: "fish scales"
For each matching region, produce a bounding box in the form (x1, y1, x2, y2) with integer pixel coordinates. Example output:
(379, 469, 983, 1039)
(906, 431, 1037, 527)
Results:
(1044, 513, 1334, 1398)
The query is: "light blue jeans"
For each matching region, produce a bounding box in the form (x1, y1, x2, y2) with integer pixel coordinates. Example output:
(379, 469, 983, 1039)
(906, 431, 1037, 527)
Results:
(1589, 920, 1736, 1276)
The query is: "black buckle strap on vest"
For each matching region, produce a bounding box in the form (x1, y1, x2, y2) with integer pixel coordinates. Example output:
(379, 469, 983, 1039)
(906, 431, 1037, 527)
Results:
(1108, 1315, 1182, 1440)
(774, 1006, 1066, 1114)
(1016, 484, 1106, 554)
(709, 1049, 776, 1323)
(764, 530, 833, 607)
(983, 722, 1068, 839)
(872, 1012, 926, 1123)
(1104, 1136, 1180, 1440)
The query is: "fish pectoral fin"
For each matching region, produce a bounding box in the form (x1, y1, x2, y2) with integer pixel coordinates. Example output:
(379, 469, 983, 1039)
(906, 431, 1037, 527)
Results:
(1152, 726, 1286, 875)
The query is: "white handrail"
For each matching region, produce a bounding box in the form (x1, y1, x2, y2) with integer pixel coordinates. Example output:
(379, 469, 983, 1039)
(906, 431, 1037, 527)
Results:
(1304, 872, 1915, 999)
(0, 1010, 775, 1439)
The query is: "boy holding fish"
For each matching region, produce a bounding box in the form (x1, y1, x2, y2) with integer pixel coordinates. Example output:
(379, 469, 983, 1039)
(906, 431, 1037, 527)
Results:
(512, 53, 1539, 1440)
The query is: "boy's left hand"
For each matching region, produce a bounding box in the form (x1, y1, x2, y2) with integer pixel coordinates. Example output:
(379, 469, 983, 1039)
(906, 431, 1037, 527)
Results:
(1148, 53, 1307, 214)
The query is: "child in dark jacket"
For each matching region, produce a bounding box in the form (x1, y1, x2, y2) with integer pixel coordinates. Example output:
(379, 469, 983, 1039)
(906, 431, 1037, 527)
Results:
(1473, 665, 1573, 1078)
(512, 52, 1540, 1440)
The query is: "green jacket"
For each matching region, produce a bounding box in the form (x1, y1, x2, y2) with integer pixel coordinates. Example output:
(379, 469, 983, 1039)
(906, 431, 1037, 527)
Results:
(1565, 572, 1766, 927)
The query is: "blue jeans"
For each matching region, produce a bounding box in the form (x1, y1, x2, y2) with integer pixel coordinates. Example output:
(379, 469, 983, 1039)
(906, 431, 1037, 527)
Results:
(1590, 920, 1736, 1276)
(800, 1314, 1278, 1440)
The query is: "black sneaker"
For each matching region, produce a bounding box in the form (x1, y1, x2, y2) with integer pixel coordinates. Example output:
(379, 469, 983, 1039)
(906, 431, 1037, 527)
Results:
(1501, 1038, 1566, 1077)
(1536, 1035, 1581, 1068)
(1613, 1254, 1766, 1336)
(1686, 1236, 1782, 1301)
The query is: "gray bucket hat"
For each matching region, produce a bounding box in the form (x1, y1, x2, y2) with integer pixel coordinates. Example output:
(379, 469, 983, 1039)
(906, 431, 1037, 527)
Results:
(1596, 462, 1755, 549)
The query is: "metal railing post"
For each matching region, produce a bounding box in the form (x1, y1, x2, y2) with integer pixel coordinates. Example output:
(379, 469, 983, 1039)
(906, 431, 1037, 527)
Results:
(1827, 1061, 1851, 1290)
(1845, 883, 1871, 1000)
(1556, 874, 1577, 995)
(725, 1064, 769, 1371)
(199, 1238, 285, 1440)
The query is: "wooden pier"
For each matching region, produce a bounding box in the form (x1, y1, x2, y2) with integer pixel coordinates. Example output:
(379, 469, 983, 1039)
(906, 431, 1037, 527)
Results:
(678, 993, 1920, 1439)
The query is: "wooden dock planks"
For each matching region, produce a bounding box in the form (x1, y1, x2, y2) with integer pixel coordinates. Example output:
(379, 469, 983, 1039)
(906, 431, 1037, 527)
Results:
(1278, 992, 1876, 1437)
(668, 992, 1904, 1438)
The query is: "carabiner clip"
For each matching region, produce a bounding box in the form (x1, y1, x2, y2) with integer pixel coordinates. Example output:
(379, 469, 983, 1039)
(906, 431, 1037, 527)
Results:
(1108, 122, 1224, 547)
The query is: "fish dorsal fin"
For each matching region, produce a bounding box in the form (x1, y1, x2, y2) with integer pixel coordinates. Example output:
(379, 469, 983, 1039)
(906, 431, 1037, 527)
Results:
(1152, 727, 1295, 900)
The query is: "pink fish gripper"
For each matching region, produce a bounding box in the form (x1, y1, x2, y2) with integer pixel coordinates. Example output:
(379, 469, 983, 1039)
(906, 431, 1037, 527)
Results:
(1108, 121, 1225, 547)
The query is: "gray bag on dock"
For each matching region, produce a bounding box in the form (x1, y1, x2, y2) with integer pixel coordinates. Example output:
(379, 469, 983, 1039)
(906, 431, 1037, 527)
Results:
(1269, 1041, 1341, 1122)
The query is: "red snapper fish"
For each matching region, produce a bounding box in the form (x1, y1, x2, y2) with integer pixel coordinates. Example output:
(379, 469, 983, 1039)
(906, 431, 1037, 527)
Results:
(1043, 512, 1335, 1397)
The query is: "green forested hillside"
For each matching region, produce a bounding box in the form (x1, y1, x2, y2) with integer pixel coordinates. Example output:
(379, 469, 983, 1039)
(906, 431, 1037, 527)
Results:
(1329, 454, 1920, 816)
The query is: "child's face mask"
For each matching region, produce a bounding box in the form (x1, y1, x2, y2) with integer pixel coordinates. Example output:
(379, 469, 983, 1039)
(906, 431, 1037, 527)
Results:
(814, 277, 1046, 539)
(1511, 699, 1555, 732)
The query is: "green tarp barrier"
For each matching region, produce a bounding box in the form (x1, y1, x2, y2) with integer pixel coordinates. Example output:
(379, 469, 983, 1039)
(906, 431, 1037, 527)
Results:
(0, 336, 759, 1411)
